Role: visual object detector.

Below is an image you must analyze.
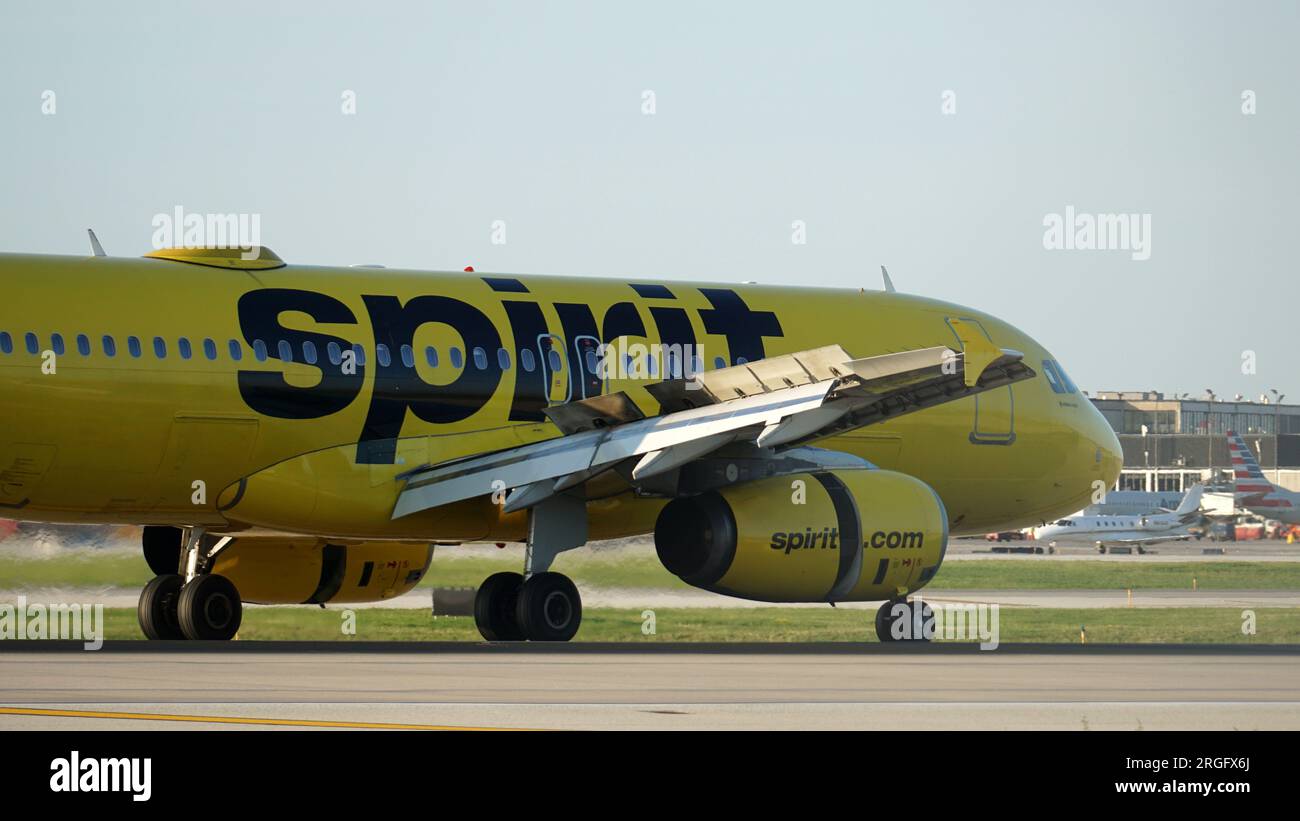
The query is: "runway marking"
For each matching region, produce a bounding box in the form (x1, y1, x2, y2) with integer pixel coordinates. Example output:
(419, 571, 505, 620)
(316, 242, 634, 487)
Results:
(0, 706, 526, 731)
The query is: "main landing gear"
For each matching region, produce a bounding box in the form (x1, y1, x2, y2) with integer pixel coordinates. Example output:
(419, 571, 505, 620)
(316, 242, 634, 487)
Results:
(874, 597, 935, 643)
(137, 526, 242, 641)
(473, 495, 587, 642)
(474, 571, 582, 642)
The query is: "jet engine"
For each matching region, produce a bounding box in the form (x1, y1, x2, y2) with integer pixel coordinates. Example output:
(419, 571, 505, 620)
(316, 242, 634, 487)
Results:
(653, 469, 947, 602)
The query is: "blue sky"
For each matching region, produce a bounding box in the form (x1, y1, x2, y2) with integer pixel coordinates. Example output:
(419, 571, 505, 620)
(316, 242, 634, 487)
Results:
(2, 1, 1297, 399)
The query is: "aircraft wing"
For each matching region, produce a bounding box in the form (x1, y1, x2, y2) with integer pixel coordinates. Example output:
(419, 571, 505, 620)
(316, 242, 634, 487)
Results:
(392, 332, 1034, 519)
(1102, 533, 1170, 544)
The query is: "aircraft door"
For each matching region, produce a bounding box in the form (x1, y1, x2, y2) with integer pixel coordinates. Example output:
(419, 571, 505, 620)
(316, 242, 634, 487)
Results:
(572, 335, 605, 400)
(537, 334, 570, 406)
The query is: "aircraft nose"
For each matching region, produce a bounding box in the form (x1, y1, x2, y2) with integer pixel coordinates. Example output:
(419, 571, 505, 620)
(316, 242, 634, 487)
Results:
(1080, 400, 1123, 489)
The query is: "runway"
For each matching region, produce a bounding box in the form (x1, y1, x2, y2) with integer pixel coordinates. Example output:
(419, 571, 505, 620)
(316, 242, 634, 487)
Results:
(6, 586, 1297, 611)
(3, 643, 1299, 730)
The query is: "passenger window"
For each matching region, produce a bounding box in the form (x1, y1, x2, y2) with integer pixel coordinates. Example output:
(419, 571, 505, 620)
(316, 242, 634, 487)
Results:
(203, 339, 217, 361)
(352, 343, 367, 366)
(102, 336, 117, 357)
(425, 346, 438, 367)
(735, 356, 748, 365)
(449, 348, 463, 369)
(277, 340, 293, 362)
(51, 333, 66, 356)
(585, 349, 599, 375)
(153, 337, 167, 358)
(548, 349, 563, 373)
(520, 348, 535, 372)
(303, 340, 318, 365)
(253, 340, 268, 362)
(228, 340, 243, 361)
(472, 347, 488, 370)
(0, 332, 11, 354)
(128, 336, 142, 358)
(376, 344, 391, 367)
(714, 356, 725, 370)
(401, 345, 415, 368)
(327, 341, 342, 366)
(178, 338, 193, 360)
(24, 332, 38, 354)
(498, 348, 511, 370)
(76, 334, 90, 356)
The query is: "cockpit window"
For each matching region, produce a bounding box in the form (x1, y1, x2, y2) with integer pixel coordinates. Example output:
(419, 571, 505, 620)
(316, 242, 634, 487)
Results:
(1042, 361, 1063, 392)
(1054, 362, 1079, 393)
(1041, 360, 1078, 394)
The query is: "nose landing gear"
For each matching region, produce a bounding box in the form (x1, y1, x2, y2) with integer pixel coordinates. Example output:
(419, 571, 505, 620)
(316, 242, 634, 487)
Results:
(874, 597, 936, 643)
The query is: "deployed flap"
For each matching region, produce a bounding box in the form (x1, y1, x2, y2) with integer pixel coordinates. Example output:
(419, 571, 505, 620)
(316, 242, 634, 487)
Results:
(543, 392, 645, 435)
(393, 380, 833, 518)
(393, 340, 1034, 519)
(695, 345, 853, 402)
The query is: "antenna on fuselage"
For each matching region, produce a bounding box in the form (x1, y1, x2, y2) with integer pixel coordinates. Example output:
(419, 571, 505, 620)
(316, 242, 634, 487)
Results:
(87, 229, 106, 257)
(880, 265, 896, 293)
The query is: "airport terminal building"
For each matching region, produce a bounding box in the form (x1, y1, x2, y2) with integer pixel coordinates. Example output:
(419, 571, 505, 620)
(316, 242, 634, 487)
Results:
(1090, 391, 1300, 492)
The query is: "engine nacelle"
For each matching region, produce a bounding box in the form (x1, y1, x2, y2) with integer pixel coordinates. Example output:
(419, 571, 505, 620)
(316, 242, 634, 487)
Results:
(210, 538, 432, 605)
(654, 469, 948, 602)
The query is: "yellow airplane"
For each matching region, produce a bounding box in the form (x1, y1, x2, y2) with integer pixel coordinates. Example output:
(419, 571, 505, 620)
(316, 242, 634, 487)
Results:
(0, 243, 1120, 642)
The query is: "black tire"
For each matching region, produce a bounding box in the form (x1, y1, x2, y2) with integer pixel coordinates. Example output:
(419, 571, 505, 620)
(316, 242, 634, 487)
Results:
(142, 526, 183, 576)
(515, 572, 582, 642)
(874, 600, 898, 642)
(138, 574, 186, 640)
(474, 572, 525, 641)
(177, 574, 243, 641)
(875, 599, 934, 642)
(913, 600, 935, 642)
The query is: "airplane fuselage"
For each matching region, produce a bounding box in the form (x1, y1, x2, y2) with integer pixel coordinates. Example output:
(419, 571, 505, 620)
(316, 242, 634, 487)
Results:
(0, 251, 1121, 542)
(1034, 514, 1193, 546)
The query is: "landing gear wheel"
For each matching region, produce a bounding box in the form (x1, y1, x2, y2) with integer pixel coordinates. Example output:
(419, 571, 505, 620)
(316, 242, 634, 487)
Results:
(874, 598, 935, 643)
(515, 572, 582, 642)
(138, 574, 185, 640)
(177, 574, 243, 641)
(474, 572, 525, 641)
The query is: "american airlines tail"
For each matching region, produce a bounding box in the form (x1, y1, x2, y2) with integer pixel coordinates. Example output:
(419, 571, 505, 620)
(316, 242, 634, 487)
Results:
(1226, 430, 1296, 513)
